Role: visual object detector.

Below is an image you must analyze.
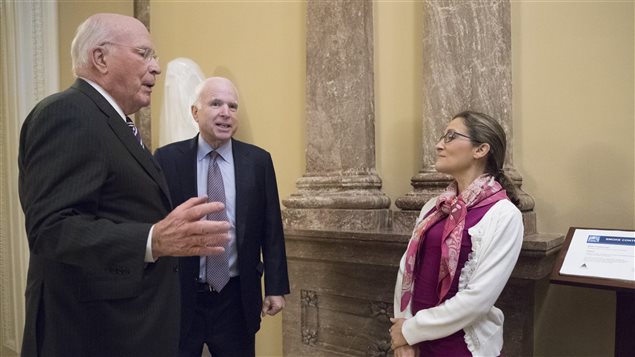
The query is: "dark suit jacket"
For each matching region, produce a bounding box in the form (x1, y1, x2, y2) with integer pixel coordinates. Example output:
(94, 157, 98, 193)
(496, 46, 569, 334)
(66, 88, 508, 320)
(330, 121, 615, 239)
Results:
(18, 79, 180, 357)
(154, 136, 290, 338)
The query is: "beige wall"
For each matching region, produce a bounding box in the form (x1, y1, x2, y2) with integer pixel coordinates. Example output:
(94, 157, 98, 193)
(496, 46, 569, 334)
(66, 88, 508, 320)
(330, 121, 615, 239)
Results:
(512, 2, 634, 356)
(57, 1, 634, 356)
(375, 1, 424, 208)
(58, 1, 133, 88)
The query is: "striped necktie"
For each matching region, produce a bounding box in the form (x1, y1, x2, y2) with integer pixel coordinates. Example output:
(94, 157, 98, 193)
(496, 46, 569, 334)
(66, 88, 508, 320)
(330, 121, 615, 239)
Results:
(125, 117, 144, 147)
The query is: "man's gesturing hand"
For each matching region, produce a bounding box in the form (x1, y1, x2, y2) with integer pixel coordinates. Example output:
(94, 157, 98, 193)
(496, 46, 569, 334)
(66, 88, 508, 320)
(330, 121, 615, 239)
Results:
(152, 196, 230, 258)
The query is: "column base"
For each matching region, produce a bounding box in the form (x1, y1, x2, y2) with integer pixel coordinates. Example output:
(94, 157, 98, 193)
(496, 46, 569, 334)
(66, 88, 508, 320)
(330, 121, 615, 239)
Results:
(283, 208, 392, 232)
(283, 173, 391, 210)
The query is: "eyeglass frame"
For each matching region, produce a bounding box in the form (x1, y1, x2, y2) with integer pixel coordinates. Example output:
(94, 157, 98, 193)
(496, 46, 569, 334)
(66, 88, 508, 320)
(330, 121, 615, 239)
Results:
(101, 42, 158, 62)
(438, 129, 480, 144)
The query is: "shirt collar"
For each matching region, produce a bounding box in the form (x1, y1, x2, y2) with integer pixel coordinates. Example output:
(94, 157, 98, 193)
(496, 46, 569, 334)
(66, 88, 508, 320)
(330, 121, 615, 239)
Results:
(197, 136, 233, 164)
(80, 77, 127, 122)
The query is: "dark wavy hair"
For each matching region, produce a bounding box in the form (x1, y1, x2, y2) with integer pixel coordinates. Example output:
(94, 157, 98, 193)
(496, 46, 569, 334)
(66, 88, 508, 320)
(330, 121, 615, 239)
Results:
(453, 110, 520, 206)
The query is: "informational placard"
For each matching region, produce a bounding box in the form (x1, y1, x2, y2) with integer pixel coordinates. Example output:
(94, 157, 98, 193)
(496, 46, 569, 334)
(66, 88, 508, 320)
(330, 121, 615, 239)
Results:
(559, 228, 635, 282)
(551, 228, 635, 356)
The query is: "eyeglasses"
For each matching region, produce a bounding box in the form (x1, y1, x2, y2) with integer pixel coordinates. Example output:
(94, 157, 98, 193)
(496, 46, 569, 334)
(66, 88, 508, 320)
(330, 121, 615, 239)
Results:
(102, 42, 158, 62)
(439, 129, 478, 143)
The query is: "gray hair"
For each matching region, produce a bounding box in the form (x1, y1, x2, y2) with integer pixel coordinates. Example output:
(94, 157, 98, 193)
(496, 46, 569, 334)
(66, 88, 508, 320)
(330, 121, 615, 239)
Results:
(70, 16, 112, 76)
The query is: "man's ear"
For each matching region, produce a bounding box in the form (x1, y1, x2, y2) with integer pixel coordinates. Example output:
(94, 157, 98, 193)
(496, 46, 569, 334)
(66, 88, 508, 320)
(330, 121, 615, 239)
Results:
(92, 46, 108, 74)
(473, 143, 490, 159)
(191, 105, 199, 122)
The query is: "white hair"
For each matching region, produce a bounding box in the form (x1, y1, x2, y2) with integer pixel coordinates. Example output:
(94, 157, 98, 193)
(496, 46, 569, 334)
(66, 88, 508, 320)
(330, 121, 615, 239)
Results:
(70, 16, 112, 76)
(191, 80, 207, 109)
(191, 77, 239, 109)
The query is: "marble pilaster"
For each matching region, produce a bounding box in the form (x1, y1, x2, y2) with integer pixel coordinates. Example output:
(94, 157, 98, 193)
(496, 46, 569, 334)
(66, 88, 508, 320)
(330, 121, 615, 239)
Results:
(282, 0, 390, 231)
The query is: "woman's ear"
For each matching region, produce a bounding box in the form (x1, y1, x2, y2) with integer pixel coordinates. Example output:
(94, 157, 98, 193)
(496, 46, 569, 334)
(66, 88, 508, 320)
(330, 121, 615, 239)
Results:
(473, 143, 490, 160)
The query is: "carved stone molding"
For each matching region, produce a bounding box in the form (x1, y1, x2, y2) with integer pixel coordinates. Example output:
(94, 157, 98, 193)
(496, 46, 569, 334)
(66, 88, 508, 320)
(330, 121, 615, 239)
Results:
(284, 172, 391, 210)
(369, 301, 392, 323)
(367, 340, 392, 357)
(301, 289, 319, 307)
(301, 290, 319, 346)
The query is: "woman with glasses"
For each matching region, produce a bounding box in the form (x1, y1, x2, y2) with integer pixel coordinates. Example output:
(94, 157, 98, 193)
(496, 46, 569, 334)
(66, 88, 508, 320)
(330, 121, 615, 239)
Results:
(389, 111, 524, 357)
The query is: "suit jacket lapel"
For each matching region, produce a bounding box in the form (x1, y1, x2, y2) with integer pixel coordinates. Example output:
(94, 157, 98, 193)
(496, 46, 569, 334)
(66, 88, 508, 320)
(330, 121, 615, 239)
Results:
(72, 79, 172, 205)
(183, 137, 200, 273)
(232, 140, 249, 251)
(179, 136, 199, 200)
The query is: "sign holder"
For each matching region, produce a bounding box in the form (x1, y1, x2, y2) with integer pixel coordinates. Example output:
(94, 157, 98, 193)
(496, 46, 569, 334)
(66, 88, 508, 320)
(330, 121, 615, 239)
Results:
(550, 227, 635, 357)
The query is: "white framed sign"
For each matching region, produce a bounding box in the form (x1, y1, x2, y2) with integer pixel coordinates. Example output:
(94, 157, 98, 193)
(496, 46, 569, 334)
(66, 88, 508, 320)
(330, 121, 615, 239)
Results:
(559, 228, 635, 282)
(551, 227, 635, 290)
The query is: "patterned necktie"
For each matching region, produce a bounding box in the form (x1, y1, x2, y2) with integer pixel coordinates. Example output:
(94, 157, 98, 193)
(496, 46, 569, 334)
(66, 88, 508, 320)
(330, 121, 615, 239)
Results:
(125, 117, 144, 147)
(205, 151, 231, 291)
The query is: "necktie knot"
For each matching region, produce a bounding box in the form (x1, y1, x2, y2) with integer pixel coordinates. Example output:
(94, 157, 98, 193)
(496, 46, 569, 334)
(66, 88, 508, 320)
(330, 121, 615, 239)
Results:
(125, 117, 144, 147)
(210, 150, 221, 162)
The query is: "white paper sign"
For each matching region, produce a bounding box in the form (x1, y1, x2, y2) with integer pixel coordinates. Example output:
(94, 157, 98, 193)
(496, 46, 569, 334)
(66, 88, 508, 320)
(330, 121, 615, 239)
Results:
(560, 229, 635, 282)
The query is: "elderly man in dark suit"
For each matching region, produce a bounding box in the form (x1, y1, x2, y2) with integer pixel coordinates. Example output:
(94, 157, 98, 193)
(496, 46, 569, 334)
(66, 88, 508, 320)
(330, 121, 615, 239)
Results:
(18, 13, 230, 357)
(154, 77, 290, 357)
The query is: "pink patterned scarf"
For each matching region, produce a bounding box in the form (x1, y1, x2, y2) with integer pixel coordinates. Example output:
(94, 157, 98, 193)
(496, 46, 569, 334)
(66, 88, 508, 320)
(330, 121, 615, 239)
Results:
(400, 174, 509, 312)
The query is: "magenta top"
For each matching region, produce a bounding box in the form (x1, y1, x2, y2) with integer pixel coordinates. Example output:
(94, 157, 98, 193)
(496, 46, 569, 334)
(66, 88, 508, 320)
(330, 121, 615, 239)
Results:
(411, 202, 497, 357)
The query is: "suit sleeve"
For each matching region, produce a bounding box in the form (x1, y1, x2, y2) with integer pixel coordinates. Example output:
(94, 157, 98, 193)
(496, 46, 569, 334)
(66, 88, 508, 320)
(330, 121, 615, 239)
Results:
(261, 153, 290, 296)
(19, 100, 150, 275)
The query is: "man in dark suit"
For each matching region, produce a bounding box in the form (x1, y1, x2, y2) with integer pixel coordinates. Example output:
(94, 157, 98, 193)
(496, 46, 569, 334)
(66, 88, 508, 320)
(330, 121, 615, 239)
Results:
(154, 77, 290, 357)
(18, 14, 230, 357)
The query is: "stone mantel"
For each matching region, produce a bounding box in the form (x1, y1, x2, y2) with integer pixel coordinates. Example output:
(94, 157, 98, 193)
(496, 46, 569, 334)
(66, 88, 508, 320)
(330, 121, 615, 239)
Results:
(285, 228, 564, 280)
(283, 226, 564, 356)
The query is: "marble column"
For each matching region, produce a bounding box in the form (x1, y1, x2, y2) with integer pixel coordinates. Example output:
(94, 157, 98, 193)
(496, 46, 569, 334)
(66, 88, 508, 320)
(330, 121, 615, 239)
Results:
(282, 0, 391, 231)
(134, 0, 153, 150)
